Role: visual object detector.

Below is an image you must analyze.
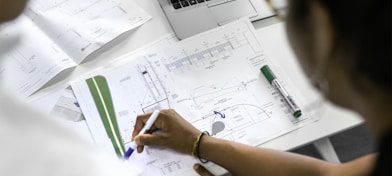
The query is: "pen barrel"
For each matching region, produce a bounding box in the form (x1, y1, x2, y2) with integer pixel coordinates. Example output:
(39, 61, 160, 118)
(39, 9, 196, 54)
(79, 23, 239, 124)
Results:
(138, 124, 151, 135)
(137, 110, 160, 136)
(271, 79, 301, 113)
(129, 142, 137, 150)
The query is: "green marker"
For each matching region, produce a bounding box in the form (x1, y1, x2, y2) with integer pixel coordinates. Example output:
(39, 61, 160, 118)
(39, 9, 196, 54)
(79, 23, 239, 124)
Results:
(260, 65, 302, 118)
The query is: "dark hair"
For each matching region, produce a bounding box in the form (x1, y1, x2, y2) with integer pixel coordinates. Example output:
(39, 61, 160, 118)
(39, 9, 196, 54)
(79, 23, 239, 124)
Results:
(290, 0, 391, 92)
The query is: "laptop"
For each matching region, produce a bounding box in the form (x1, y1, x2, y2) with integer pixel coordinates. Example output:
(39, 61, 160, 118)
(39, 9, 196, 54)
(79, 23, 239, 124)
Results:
(158, 0, 274, 39)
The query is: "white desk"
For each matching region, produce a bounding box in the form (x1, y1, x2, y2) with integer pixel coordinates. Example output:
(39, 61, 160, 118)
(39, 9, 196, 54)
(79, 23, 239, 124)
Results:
(31, 0, 364, 164)
(253, 20, 364, 163)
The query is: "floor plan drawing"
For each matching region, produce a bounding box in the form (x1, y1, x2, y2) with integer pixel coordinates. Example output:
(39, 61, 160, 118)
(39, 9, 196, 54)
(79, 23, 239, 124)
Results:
(71, 19, 315, 176)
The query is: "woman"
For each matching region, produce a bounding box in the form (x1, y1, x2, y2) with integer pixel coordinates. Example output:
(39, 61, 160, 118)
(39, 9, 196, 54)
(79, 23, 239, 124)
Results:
(132, 0, 391, 175)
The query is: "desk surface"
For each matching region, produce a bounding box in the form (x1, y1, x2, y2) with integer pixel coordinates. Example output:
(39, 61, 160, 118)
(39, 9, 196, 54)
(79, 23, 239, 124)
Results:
(253, 21, 364, 151)
(31, 0, 364, 152)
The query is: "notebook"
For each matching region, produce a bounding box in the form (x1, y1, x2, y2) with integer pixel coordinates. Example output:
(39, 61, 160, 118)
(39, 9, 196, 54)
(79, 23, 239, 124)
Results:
(158, 0, 274, 39)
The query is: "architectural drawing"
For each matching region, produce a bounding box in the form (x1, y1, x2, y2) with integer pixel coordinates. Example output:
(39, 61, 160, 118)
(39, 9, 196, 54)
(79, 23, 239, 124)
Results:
(71, 19, 314, 176)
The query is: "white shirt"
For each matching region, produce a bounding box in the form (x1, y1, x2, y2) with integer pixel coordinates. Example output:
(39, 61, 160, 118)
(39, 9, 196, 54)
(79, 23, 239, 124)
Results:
(0, 89, 141, 176)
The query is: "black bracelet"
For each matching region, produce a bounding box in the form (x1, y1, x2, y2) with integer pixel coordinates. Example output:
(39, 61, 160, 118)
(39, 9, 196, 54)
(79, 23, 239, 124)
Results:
(196, 131, 210, 164)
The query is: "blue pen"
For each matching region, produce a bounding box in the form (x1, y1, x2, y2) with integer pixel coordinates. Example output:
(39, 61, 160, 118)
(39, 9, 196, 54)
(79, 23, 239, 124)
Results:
(124, 110, 160, 160)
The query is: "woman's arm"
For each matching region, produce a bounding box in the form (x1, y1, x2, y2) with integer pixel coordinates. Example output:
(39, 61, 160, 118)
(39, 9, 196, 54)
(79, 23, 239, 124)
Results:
(199, 135, 376, 176)
(132, 109, 376, 176)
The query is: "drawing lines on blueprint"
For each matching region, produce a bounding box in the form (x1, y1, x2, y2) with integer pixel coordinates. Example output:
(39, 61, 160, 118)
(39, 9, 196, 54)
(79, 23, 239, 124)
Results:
(26, 0, 126, 48)
(30, 0, 101, 16)
(160, 161, 184, 175)
(70, 19, 315, 176)
(27, 0, 128, 19)
(8, 43, 64, 75)
(136, 61, 171, 113)
(181, 77, 274, 140)
(126, 145, 194, 176)
(8, 48, 37, 74)
(198, 102, 272, 139)
(164, 41, 233, 71)
(24, 0, 151, 61)
(90, 59, 172, 152)
(190, 78, 248, 110)
(162, 23, 263, 73)
(142, 20, 283, 142)
(142, 148, 187, 175)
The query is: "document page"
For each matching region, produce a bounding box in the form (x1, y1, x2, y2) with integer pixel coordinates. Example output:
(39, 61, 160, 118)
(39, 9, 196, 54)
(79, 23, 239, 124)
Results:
(72, 19, 315, 175)
(0, 0, 151, 97)
(0, 16, 76, 97)
(24, 0, 152, 63)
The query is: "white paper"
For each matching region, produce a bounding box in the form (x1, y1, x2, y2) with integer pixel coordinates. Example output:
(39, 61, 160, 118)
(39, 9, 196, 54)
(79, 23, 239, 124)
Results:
(25, 0, 152, 62)
(0, 0, 152, 97)
(0, 16, 76, 96)
(72, 19, 315, 175)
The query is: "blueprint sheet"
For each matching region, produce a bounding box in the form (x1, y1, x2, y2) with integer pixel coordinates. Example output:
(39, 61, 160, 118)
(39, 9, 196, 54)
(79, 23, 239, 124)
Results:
(0, 0, 151, 97)
(72, 19, 315, 176)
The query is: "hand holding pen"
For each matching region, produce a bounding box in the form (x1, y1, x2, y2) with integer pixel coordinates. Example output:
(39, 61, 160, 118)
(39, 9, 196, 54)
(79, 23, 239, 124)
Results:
(124, 110, 161, 159)
(130, 109, 201, 156)
(130, 109, 214, 176)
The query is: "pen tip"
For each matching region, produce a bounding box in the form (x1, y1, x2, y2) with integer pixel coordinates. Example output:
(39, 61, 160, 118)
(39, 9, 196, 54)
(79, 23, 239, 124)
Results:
(123, 148, 135, 160)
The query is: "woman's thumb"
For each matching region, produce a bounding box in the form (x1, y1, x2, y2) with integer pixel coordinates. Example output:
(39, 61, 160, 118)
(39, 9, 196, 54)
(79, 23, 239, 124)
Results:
(193, 164, 214, 176)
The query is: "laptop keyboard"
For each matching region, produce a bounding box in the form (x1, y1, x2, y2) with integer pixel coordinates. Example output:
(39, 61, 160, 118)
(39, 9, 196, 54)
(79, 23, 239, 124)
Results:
(170, 0, 211, 10)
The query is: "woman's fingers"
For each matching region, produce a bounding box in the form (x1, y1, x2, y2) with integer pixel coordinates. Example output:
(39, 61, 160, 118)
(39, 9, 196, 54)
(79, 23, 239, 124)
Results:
(193, 164, 214, 176)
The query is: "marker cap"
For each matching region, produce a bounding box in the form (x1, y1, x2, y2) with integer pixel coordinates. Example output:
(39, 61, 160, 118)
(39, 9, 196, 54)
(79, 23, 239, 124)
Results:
(260, 65, 276, 84)
(293, 110, 302, 118)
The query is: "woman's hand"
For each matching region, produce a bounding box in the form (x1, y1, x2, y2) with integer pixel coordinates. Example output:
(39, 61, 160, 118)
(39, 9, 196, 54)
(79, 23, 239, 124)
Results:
(132, 109, 201, 155)
(193, 164, 215, 176)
